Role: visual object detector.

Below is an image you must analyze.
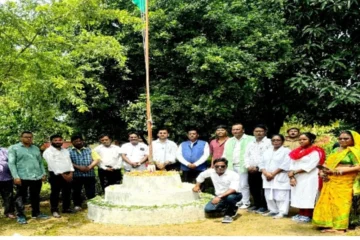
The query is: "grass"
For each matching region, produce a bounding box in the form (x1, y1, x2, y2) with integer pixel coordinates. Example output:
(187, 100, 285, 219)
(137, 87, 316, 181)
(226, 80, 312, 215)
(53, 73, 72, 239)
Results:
(0, 201, 359, 236)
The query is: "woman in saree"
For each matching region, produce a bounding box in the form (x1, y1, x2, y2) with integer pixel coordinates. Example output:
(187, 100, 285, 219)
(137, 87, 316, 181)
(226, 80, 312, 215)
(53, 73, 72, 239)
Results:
(312, 130, 360, 233)
(288, 132, 326, 223)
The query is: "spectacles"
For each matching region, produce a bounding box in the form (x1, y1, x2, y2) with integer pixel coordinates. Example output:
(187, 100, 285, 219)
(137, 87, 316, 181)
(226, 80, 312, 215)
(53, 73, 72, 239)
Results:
(338, 138, 351, 141)
(271, 139, 282, 142)
(215, 165, 226, 169)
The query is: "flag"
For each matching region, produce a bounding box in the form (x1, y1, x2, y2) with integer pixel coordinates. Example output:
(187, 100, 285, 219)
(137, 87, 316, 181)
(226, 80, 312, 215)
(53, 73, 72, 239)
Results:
(132, 0, 145, 13)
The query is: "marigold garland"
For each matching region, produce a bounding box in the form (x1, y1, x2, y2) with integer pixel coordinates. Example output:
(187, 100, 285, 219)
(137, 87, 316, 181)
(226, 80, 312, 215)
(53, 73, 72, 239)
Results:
(125, 170, 179, 177)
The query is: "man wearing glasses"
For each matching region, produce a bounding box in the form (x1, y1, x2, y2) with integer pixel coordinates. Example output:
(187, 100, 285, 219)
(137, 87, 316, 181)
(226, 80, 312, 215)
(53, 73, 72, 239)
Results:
(192, 158, 241, 223)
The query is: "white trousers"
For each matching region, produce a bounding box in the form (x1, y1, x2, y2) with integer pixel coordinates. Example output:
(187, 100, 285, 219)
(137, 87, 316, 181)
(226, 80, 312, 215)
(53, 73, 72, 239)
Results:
(264, 189, 290, 215)
(233, 167, 250, 205)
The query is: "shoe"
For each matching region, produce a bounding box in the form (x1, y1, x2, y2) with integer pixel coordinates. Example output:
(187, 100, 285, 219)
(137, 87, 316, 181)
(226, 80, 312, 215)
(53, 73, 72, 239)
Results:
(247, 206, 258, 212)
(273, 213, 285, 219)
(62, 209, 75, 214)
(239, 203, 250, 209)
(52, 212, 61, 218)
(32, 213, 49, 219)
(262, 211, 278, 217)
(222, 215, 233, 223)
(235, 201, 243, 207)
(74, 206, 82, 212)
(6, 213, 16, 219)
(297, 216, 311, 223)
(17, 216, 27, 224)
(255, 208, 268, 214)
(291, 214, 301, 221)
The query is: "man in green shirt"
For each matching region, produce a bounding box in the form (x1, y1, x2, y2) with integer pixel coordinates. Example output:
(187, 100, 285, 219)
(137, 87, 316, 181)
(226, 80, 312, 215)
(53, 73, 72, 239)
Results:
(8, 131, 48, 224)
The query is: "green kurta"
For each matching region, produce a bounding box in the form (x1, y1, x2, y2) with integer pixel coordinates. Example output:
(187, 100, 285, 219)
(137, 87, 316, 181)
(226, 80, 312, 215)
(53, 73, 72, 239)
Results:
(8, 143, 45, 180)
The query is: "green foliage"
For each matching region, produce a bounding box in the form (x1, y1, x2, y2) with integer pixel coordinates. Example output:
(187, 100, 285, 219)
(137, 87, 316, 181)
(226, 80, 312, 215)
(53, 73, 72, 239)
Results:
(284, 0, 360, 126)
(0, 0, 139, 145)
(121, 0, 293, 140)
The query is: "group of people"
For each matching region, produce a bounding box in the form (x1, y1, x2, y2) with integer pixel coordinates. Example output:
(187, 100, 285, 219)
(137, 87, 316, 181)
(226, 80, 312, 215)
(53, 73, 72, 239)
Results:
(192, 124, 360, 232)
(0, 124, 359, 233)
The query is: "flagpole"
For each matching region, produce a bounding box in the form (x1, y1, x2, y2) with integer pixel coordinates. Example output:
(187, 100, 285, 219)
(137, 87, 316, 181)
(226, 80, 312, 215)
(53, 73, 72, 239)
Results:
(145, 0, 153, 164)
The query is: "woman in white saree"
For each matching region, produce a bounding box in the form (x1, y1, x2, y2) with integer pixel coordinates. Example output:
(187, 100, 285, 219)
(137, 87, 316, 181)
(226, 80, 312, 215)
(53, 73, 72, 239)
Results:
(259, 134, 291, 219)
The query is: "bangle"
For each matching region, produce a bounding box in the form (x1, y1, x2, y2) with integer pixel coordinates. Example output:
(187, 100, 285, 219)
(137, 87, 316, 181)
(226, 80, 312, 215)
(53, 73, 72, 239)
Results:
(217, 195, 223, 199)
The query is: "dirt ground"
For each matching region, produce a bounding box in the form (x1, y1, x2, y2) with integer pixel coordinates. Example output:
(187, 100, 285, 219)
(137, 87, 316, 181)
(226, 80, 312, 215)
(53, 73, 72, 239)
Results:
(0, 202, 359, 236)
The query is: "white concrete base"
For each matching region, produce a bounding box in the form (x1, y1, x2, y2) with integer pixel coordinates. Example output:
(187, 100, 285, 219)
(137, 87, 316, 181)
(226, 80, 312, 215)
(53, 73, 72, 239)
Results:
(87, 198, 206, 225)
(87, 172, 212, 225)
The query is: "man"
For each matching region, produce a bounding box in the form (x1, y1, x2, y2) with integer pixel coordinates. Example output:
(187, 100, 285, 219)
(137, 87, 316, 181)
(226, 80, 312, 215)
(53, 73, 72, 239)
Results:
(152, 128, 178, 171)
(94, 134, 123, 192)
(43, 134, 75, 218)
(283, 127, 301, 150)
(121, 132, 149, 172)
(210, 125, 229, 167)
(193, 158, 242, 223)
(177, 128, 210, 183)
(0, 147, 15, 219)
(8, 131, 48, 224)
(69, 135, 100, 211)
(244, 124, 272, 214)
(222, 123, 254, 209)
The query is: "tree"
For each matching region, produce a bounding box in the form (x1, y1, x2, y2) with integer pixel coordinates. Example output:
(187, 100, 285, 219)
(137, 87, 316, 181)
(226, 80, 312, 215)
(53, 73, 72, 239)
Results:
(0, 0, 139, 145)
(284, 0, 360, 128)
(121, 0, 293, 140)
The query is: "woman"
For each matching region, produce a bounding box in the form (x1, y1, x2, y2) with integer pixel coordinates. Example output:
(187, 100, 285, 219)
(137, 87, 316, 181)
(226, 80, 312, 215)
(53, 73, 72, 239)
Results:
(259, 134, 291, 219)
(312, 131, 360, 233)
(288, 132, 326, 223)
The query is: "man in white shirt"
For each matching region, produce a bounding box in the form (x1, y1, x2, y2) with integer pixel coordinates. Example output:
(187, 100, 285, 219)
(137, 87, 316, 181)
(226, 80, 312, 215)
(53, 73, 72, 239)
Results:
(244, 124, 272, 214)
(121, 132, 149, 172)
(94, 134, 123, 192)
(193, 158, 242, 223)
(222, 123, 254, 209)
(152, 128, 178, 171)
(43, 134, 75, 218)
(176, 128, 210, 184)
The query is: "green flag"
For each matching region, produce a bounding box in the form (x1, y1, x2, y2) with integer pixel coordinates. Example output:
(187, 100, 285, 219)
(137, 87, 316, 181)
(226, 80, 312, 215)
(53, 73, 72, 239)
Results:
(132, 0, 145, 13)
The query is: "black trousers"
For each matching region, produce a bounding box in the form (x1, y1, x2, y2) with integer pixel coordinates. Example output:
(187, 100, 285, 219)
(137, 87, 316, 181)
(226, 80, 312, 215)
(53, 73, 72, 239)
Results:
(0, 180, 15, 215)
(72, 177, 96, 207)
(181, 170, 202, 184)
(98, 169, 122, 193)
(248, 171, 267, 209)
(49, 172, 72, 213)
(14, 179, 42, 217)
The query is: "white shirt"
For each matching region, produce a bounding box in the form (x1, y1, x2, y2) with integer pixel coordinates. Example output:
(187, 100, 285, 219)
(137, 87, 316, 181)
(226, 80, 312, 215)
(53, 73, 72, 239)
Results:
(259, 146, 291, 190)
(121, 142, 149, 170)
(43, 145, 74, 175)
(176, 141, 210, 167)
(196, 168, 240, 196)
(244, 137, 272, 168)
(224, 134, 252, 165)
(289, 151, 320, 208)
(152, 139, 177, 164)
(94, 144, 123, 170)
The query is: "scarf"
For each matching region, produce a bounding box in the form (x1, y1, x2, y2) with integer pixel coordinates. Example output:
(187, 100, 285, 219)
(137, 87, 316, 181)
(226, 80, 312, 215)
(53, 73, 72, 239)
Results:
(289, 145, 326, 190)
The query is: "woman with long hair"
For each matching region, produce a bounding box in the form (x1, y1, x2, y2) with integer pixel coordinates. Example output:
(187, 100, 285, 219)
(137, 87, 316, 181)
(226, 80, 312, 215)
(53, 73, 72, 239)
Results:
(288, 132, 326, 223)
(312, 130, 360, 233)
